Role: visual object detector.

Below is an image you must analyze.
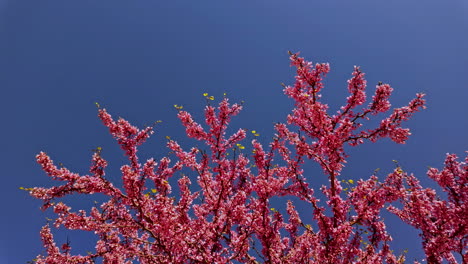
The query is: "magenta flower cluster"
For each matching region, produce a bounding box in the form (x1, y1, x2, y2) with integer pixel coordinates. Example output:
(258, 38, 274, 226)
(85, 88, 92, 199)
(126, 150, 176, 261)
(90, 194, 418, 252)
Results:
(29, 53, 466, 263)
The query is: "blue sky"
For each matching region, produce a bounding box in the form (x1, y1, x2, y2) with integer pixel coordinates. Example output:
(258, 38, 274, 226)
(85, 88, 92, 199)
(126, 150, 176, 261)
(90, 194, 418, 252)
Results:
(1, 0, 467, 263)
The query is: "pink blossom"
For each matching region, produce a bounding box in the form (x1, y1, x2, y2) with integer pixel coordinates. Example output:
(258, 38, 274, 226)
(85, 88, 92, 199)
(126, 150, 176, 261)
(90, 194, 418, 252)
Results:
(28, 53, 466, 263)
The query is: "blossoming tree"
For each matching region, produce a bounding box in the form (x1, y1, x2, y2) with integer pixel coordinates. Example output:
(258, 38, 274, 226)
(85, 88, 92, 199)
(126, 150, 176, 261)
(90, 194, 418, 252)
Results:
(26, 52, 467, 263)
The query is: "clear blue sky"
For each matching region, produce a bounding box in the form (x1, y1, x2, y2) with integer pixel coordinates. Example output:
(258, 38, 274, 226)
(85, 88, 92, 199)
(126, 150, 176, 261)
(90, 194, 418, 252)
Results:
(1, 1, 467, 263)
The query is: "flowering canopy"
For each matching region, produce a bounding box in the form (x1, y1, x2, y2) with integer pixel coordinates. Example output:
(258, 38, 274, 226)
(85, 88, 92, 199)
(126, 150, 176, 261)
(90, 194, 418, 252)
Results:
(27, 52, 466, 263)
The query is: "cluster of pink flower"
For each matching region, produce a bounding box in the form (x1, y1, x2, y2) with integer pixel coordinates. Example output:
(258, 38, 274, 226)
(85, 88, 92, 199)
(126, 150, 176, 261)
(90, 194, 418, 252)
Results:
(29, 52, 466, 263)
